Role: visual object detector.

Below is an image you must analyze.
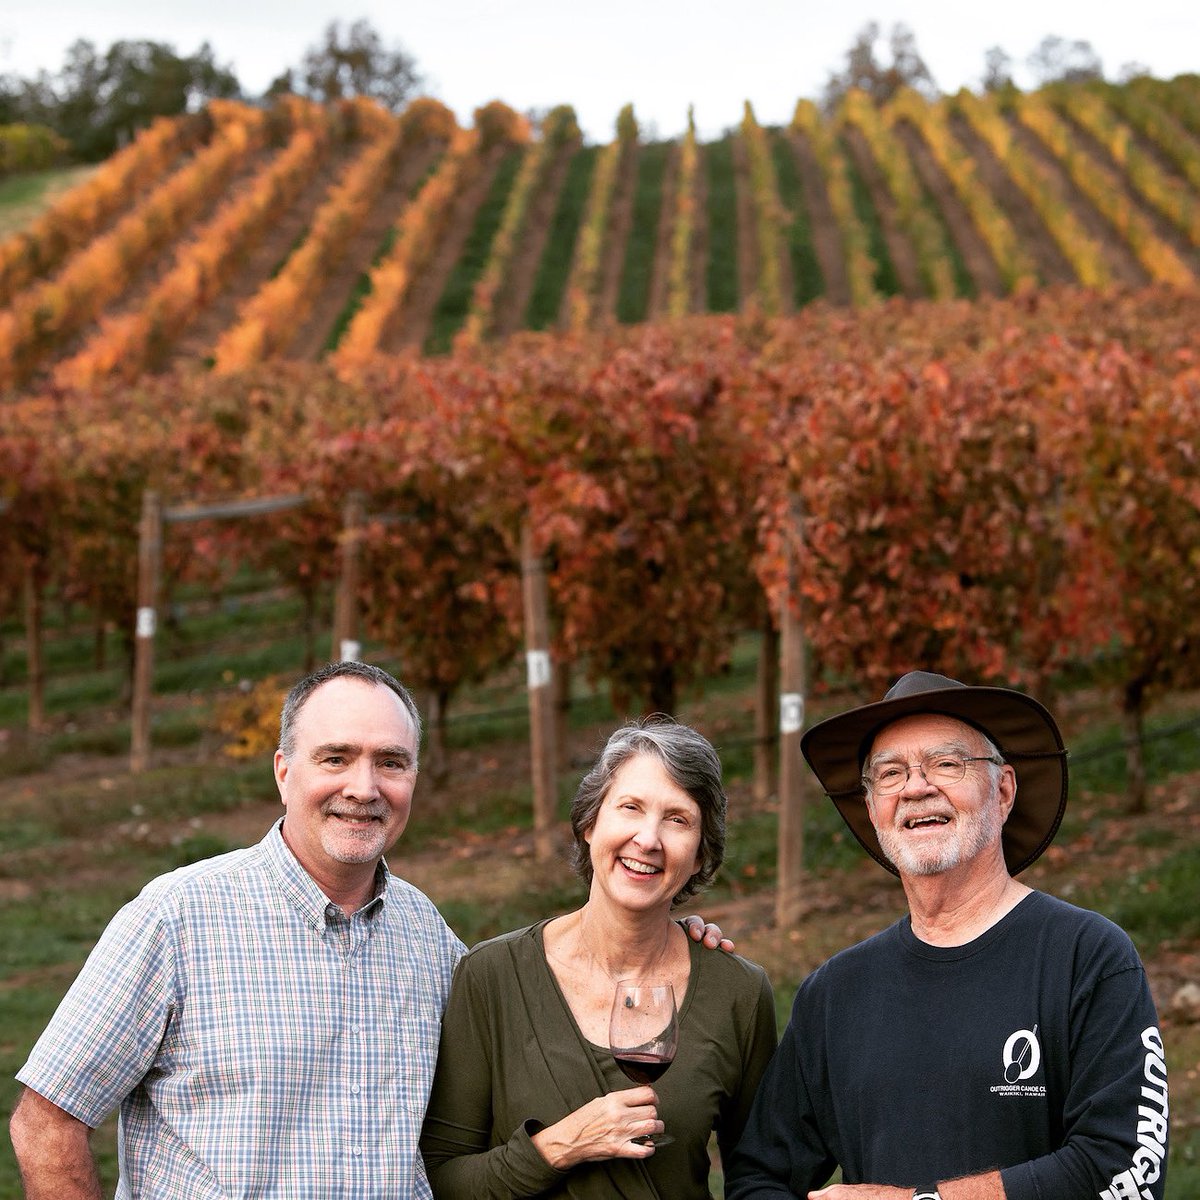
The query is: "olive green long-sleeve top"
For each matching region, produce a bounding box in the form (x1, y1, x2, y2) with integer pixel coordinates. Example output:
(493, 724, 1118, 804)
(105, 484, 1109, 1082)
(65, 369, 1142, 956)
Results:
(420, 920, 777, 1199)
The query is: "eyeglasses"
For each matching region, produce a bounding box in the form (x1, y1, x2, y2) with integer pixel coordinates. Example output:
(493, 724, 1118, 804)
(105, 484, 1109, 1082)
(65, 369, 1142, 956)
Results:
(863, 753, 1004, 795)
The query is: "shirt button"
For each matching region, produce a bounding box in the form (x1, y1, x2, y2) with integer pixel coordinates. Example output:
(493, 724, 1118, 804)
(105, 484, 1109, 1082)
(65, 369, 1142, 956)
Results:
(351, 1146, 362, 1156)
(351, 1083, 361, 1095)
(350, 1024, 360, 1034)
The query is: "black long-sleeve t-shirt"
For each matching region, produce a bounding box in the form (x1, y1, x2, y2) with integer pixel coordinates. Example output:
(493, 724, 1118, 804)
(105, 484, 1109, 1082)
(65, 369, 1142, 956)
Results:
(725, 890, 1168, 1200)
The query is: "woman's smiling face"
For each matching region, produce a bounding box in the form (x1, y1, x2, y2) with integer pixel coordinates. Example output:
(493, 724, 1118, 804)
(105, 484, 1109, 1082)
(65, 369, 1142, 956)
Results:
(584, 753, 703, 913)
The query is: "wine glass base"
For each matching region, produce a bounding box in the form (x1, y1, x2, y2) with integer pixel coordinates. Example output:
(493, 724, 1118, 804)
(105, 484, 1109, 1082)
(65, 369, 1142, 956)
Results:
(633, 1133, 675, 1147)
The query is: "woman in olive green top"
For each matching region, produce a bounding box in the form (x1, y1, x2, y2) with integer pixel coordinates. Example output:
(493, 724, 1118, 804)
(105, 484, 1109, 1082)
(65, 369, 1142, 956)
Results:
(421, 718, 777, 1199)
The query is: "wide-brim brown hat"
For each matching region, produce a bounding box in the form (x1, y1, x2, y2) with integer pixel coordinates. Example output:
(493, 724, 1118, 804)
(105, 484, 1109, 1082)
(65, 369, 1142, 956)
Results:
(800, 671, 1068, 877)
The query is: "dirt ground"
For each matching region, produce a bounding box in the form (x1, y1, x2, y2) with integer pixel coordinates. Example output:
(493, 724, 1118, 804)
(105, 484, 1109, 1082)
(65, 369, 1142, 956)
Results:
(891, 118, 1006, 296)
(783, 129, 852, 306)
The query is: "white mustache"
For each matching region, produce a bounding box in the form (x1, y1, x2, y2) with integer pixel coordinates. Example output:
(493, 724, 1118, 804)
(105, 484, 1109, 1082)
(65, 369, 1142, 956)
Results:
(323, 803, 387, 820)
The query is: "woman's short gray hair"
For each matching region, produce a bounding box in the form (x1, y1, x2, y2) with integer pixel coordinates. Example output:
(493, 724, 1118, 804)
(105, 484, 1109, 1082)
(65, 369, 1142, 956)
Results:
(569, 716, 727, 906)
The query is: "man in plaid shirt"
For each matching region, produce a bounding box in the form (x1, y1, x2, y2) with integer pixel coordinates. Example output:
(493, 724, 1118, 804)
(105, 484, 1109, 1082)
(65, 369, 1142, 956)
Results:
(9, 660, 465, 1199)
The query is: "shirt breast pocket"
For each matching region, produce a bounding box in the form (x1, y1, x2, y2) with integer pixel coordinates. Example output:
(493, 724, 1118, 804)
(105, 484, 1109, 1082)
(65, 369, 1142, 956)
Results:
(387, 1008, 442, 1114)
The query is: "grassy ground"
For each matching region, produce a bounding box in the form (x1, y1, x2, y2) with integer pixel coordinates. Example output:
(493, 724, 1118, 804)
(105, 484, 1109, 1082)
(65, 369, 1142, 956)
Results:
(769, 127, 825, 306)
(424, 147, 524, 354)
(1, 595, 1197, 1196)
(704, 136, 739, 312)
(616, 140, 670, 324)
(840, 133, 900, 297)
(0, 164, 96, 238)
(524, 144, 598, 330)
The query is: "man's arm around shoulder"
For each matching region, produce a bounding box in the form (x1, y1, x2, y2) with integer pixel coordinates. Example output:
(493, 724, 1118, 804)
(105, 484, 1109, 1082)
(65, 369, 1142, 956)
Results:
(10, 1086, 103, 1200)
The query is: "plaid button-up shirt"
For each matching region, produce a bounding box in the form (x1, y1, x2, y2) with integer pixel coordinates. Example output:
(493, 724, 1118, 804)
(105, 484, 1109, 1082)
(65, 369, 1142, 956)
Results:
(18, 819, 466, 1198)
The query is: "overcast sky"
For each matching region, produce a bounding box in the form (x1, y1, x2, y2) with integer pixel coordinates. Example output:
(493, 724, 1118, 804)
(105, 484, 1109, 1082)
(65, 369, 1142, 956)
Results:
(3, 2, 1196, 142)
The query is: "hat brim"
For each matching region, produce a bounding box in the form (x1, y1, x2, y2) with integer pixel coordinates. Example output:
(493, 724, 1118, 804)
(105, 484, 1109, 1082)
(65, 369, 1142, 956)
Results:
(801, 683, 1068, 877)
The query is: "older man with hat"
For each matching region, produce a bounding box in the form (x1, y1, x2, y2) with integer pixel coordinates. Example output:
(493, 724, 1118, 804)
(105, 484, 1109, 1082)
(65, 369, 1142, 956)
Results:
(725, 672, 1168, 1200)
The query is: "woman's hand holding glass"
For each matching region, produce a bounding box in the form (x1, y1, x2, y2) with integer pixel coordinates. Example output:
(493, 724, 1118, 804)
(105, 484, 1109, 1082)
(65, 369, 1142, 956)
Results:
(529, 1087, 664, 1168)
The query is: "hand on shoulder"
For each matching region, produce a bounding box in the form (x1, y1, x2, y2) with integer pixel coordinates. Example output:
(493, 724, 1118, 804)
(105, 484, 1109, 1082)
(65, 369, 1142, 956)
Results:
(681, 913, 735, 952)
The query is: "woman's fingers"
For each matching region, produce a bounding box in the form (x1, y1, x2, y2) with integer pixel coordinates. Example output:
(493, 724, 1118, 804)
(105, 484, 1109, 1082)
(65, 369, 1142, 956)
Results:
(588, 1089, 662, 1157)
(533, 1086, 670, 1167)
(608, 1088, 663, 1156)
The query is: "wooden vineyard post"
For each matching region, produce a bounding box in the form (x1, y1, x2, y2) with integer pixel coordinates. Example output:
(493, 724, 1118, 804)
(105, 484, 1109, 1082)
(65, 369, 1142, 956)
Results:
(332, 492, 365, 662)
(23, 558, 46, 733)
(130, 489, 163, 773)
(754, 616, 779, 804)
(130, 492, 306, 772)
(521, 519, 558, 863)
(776, 499, 808, 929)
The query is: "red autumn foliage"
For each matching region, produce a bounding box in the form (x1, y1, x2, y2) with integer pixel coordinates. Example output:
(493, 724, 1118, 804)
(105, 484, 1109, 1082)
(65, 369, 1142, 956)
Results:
(4, 286, 1198, 813)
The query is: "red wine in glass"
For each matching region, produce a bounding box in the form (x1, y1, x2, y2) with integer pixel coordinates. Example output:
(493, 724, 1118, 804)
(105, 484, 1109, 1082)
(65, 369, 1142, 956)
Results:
(609, 980, 678, 1146)
(614, 1052, 672, 1085)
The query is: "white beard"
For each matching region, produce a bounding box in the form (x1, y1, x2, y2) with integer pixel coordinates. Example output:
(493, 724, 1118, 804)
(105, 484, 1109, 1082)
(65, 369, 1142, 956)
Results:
(872, 795, 1004, 877)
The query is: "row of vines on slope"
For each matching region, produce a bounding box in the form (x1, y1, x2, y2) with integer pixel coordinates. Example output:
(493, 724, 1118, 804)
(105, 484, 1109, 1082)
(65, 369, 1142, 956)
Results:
(0, 102, 270, 390)
(740, 103, 788, 315)
(332, 101, 529, 364)
(458, 105, 580, 346)
(332, 121, 478, 364)
(1105, 81, 1200, 193)
(210, 98, 441, 372)
(1013, 90, 1193, 284)
(791, 99, 879, 306)
(0, 112, 199, 306)
(839, 88, 958, 300)
(666, 108, 701, 317)
(54, 100, 337, 387)
(1057, 85, 1200, 248)
(953, 89, 1114, 287)
(565, 104, 639, 331)
(887, 88, 1038, 291)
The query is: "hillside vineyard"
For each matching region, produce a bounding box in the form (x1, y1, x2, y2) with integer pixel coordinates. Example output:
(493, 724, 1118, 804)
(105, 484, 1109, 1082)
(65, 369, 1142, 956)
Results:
(2, 76, 1200, 391)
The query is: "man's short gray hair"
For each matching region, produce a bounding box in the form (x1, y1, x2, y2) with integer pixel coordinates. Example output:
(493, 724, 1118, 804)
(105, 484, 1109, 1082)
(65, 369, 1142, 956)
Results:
(278, 661, 422, 761)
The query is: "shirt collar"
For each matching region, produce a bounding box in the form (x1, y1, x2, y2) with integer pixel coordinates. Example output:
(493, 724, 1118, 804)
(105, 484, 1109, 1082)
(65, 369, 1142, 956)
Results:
(261, 818, 389, 930)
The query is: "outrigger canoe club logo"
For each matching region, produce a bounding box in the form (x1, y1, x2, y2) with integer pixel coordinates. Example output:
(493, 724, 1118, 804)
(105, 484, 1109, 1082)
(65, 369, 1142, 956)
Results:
(990, 1027, 1046, 1097)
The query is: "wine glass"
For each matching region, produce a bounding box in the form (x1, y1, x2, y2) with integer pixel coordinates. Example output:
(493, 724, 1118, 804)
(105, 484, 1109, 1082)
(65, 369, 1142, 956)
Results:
(609, 980, 679, 1147)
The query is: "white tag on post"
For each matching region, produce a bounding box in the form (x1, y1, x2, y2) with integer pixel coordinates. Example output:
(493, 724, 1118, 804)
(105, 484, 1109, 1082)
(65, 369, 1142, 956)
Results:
(135, 607, 156, 639)
(780, 692, 804, 735)
(339, 639, 361, 663)
(526, 649, 551, 690)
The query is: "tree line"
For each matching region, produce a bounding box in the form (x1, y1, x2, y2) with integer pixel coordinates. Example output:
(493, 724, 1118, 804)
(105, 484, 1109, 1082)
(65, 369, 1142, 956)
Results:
(0, 19, 419, 162)
(2, 19, 1135, 167)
